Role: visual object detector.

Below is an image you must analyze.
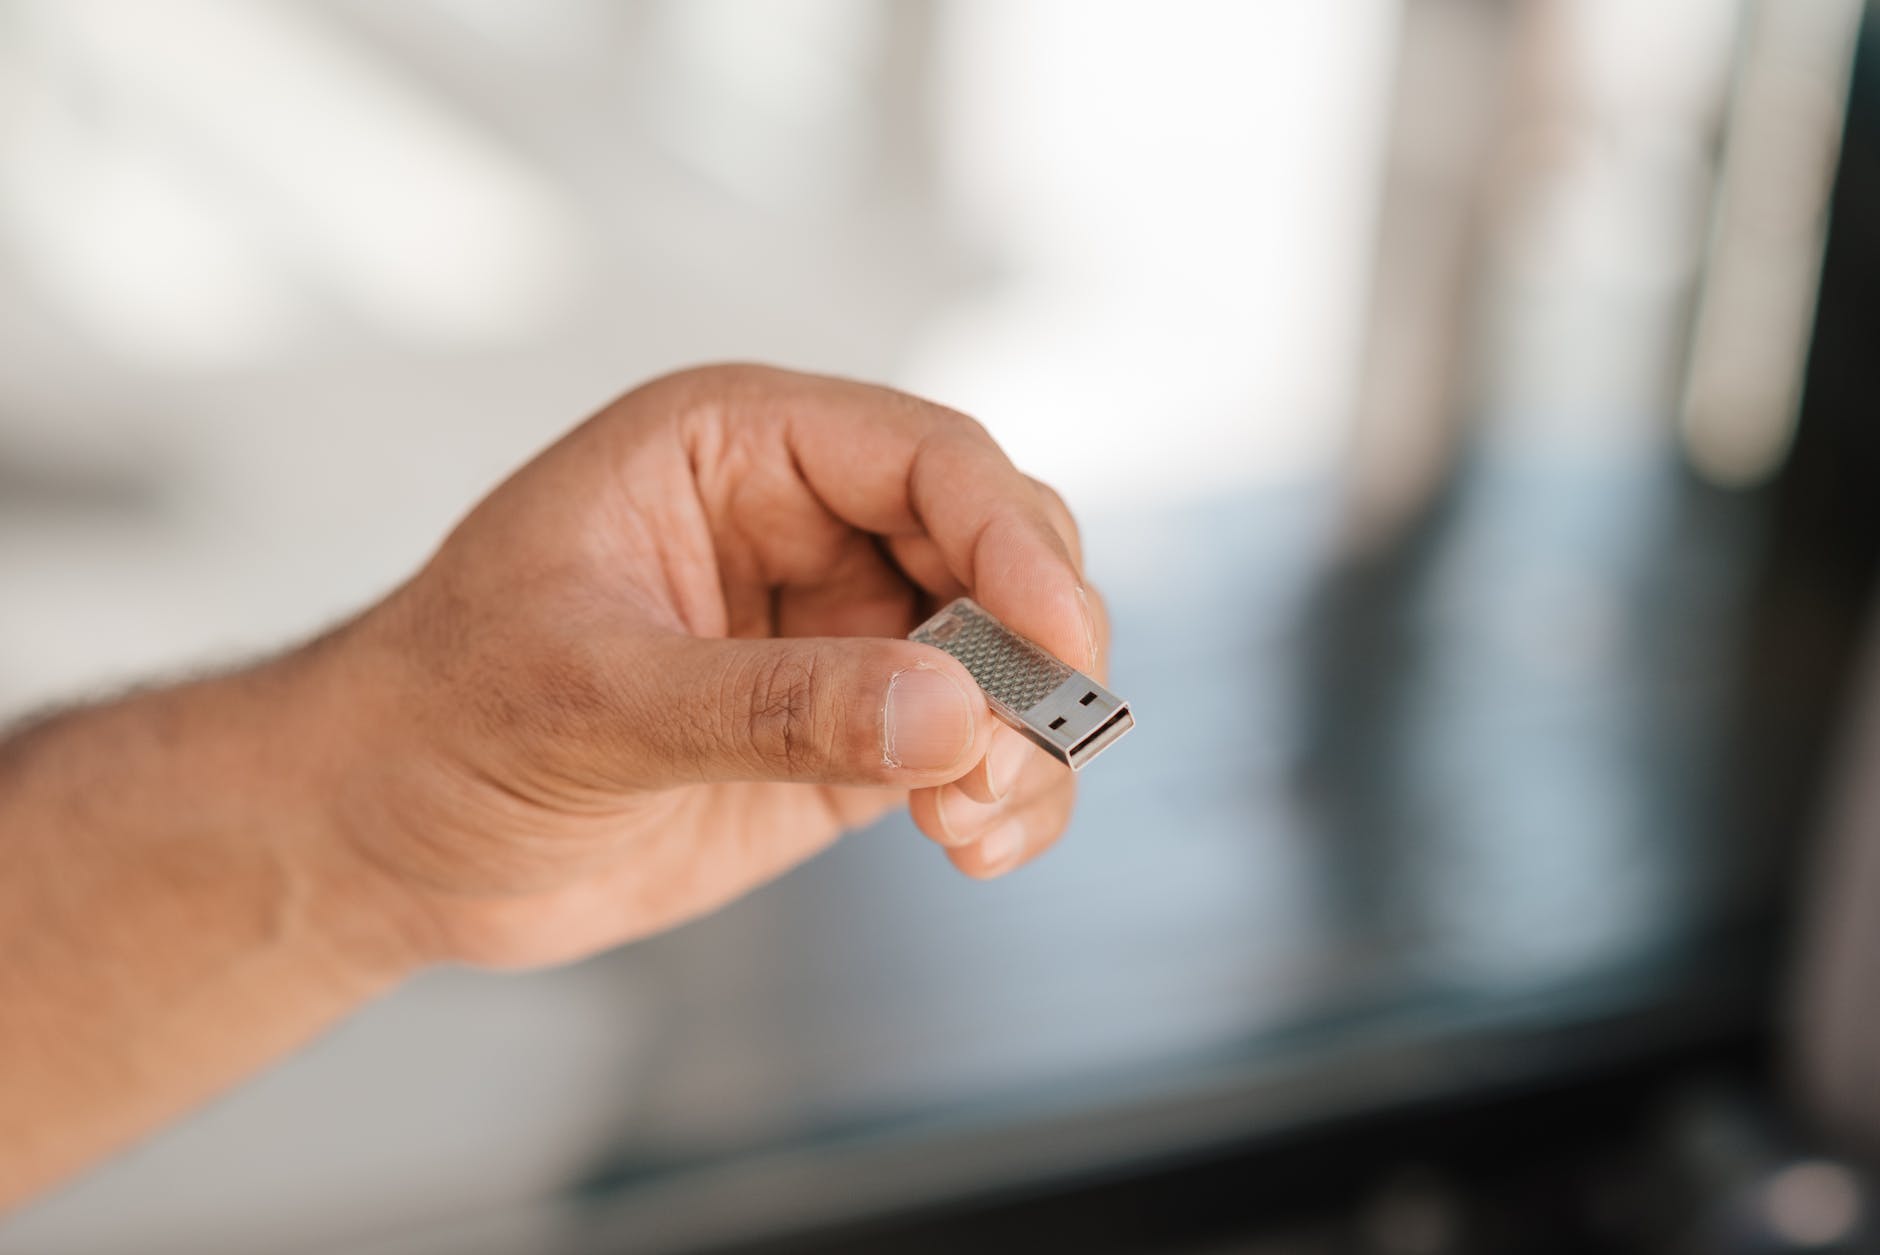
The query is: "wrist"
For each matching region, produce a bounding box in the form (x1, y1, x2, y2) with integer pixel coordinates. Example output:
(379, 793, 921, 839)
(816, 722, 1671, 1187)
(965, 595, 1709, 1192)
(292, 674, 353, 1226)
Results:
(256, 620, 444, 985)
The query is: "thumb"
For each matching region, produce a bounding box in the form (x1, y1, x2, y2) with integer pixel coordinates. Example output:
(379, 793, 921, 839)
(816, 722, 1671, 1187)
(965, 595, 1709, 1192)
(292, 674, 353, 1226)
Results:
(629, 635, 992, 788)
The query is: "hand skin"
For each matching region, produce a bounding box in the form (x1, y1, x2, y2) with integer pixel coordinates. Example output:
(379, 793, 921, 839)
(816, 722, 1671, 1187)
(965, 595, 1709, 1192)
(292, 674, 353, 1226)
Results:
(0, 364, 1109, 1207)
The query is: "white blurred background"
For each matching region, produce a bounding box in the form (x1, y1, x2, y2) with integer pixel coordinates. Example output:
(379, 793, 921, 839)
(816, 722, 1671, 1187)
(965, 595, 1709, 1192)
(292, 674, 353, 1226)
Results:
(0, 0, 1394, 718)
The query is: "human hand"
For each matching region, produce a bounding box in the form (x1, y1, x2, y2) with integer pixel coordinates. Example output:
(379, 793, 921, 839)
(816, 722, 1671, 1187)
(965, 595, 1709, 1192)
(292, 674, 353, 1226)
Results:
(308, 365, 1107, 969)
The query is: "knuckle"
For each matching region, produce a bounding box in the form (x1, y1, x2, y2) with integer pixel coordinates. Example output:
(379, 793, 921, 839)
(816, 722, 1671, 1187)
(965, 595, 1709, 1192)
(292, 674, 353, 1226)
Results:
(907, 396, 993, 450)
(658, 360, 774, 398)
(951, 414, 1000, 454)
(738, 648, 826, 775)
(948, 409, 995, 446)
(638, 362, 780, 445)
(1032, 477, 1078, 531)
(1025, 476, 1083, 556)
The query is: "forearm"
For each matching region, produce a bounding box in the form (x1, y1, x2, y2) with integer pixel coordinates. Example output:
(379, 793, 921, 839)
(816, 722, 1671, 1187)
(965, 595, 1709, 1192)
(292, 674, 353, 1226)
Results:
(0, 641, 418, 1207)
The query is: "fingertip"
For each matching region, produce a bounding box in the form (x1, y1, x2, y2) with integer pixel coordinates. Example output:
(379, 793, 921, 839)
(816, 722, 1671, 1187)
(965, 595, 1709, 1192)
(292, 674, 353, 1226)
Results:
(908, 786, 965, 848)
(953, 753, 996, 805)
(879, 647, 991, 783)
(1079, 581, 1113, 680)
(964, 506, 1090, 672)
(1075, 583, 1101, 674)
(899, 641, 985, 709)
(981, 573, 1089, 680)
(955, 726, 1032, 805)
(947, 815, 1029, 879)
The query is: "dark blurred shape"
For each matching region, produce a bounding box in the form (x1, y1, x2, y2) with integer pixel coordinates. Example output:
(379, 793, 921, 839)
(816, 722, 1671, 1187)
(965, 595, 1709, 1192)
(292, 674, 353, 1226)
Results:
(0, 425, 172, 521)
(685, 1052, 1873, 1255)
(1789, 12, 1880, 1152)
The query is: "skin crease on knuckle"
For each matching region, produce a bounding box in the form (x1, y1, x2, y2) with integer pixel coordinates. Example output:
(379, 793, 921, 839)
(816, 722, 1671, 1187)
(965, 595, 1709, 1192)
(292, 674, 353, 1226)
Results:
(747, 648, 821, 779)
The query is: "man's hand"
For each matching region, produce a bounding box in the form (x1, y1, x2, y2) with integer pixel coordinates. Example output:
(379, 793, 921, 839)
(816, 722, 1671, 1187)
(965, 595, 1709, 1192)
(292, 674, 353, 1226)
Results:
(0, 365, 1105, 1204)
(294, 363, 1106, 969)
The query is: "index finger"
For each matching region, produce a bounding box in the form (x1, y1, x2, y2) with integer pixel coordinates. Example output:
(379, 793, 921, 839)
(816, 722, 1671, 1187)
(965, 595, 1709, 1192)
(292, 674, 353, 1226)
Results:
(708, 366, 1093, 670)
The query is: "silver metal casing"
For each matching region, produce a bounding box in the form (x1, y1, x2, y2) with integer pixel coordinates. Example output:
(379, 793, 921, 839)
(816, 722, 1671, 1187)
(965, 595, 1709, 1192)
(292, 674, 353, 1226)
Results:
(909, 597, 1134, 770)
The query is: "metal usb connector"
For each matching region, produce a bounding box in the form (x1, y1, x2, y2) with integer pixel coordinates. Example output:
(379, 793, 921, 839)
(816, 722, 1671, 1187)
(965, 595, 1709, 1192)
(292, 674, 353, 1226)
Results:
(909, 597, 1136, 771)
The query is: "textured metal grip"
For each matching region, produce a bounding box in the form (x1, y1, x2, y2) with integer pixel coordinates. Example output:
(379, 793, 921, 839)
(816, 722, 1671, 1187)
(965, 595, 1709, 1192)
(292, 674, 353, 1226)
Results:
(912, 597, 1073, 712)
(909, 597, 1135, 770)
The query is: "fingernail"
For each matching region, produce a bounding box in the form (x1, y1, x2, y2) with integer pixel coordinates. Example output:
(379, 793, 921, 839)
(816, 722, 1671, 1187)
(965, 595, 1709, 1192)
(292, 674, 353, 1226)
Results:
(986, 732, 1031, 802)
(978, 817, 1027, 871)
(1076, 585, 1100, 671)
(883, 666, 974, 771)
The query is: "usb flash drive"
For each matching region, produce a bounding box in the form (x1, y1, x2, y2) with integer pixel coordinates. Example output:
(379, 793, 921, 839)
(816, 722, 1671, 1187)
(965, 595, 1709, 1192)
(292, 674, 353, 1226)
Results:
(909, 597, 1135, 771)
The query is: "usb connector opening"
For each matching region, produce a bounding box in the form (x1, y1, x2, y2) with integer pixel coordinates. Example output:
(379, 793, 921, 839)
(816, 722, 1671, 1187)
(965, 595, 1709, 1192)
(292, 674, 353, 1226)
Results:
(1016, 676, 1134, 770)
(1067, 706, 1135, 769)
